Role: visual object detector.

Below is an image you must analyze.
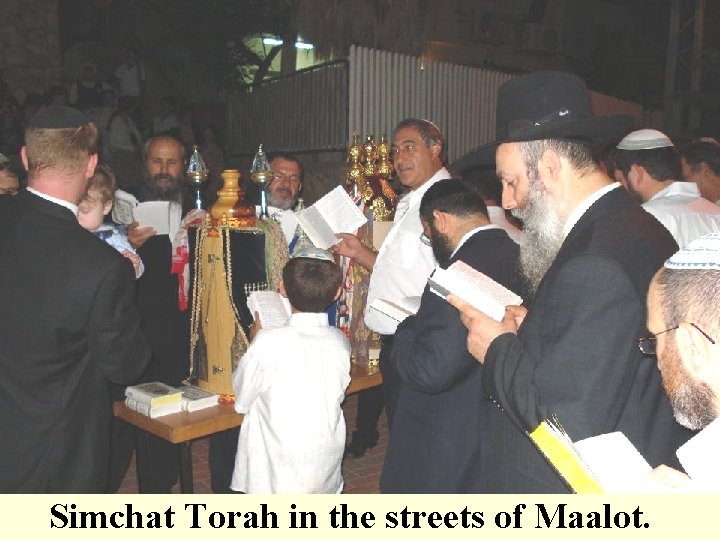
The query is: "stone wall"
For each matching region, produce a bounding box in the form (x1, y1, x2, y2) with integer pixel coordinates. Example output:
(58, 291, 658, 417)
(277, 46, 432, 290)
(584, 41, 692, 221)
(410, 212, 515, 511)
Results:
(0, 0, 62, 100)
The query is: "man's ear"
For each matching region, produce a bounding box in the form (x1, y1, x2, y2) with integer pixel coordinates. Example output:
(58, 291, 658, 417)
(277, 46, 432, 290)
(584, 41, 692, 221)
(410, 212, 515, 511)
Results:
(539, 149, 562, 183)
(278, 280, 287, 297)
(432, 209, 451, 234)
(85, 154, 98, 180)
(333, 284, 343, 302)
(430, 143, 441, 161)
(102, 200, 113, 217)
(20, 147, 29, 171)
(676, 323, 712, 377)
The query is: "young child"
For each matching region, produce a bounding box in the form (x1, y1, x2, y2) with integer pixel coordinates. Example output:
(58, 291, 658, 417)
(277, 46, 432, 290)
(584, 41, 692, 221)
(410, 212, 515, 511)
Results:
(78, 164, 144, 278)
(231, 248, 351, 493)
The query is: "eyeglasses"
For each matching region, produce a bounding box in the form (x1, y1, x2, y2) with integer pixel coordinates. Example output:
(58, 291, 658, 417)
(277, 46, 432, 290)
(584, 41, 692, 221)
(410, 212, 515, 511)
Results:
(637, 322, 716, 355)
(419, 231, 431, 246)
(272, 172, 301, 185)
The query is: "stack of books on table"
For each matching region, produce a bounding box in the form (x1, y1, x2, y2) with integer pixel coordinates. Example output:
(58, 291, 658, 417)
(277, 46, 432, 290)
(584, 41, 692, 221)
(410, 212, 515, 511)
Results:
(124, 382, 183, 418)
(177, 385, 219, 412)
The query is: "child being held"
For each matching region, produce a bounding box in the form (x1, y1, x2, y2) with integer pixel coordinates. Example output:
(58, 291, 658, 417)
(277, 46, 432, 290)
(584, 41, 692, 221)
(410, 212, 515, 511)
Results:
(78, 164, 144, 278)
(231, 248, 351, 493)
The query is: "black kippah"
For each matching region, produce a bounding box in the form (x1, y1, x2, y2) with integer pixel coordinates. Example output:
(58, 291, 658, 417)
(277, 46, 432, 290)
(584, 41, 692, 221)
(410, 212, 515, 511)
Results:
(27, 105, 89, 129)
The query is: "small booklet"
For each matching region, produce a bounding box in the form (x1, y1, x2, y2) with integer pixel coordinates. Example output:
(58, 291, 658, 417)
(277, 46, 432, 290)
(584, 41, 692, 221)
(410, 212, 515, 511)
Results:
(178, 385, 219, 412)
(125, 381, 183, 407)
(428, 260, 522, 322)
(369, 296, 421, 323)
(133, 201, 171, 235)
(247, 290, 292, 329)
(295, 186, 367, 249)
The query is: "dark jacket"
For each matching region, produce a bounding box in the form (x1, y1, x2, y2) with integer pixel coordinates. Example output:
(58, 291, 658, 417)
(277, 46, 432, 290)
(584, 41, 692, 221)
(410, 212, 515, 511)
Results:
(0, 190, 150, 492)
(381, 227, 526, 493)
(480, 186, 692, 493)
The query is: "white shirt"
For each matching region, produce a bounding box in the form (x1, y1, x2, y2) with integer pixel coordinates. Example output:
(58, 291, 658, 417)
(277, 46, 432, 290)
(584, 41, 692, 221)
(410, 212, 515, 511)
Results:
(643, 182, 720, 247)
(364, 167, 450, 334)
(231, 312, 351, 493)
(114, 62, 143, 97)
(256, 205, 299, 246)
(27, 186, 78, 216)
(486, 206, 523, 245)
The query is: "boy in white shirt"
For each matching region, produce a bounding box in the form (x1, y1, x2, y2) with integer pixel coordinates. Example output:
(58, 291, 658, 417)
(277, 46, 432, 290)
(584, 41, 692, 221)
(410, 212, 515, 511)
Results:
(231, 249, 351, 493)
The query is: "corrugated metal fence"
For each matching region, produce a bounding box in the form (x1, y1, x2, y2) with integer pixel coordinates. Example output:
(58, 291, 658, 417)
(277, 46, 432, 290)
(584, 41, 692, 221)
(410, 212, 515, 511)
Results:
(227, 45, 514, 161)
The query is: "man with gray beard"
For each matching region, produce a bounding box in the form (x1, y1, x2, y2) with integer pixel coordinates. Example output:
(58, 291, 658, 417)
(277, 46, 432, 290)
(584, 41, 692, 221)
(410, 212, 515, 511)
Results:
(451, 71, 691, 493)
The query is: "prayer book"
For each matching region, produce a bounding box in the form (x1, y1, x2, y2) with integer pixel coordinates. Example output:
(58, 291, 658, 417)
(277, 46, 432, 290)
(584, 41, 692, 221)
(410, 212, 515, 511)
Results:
(295, 186, 367, 249)
(369, 296, 421, 323)
(247, 290, 292, 329)
(676, 417, 720, 489)
(125, 381, 183, 407)
(529, 417, 652, 494)
(133, 201, 171, 235)
(178, 385, 219, 412)
(124, 396, 183, 419)
(427, 261, 522, 321)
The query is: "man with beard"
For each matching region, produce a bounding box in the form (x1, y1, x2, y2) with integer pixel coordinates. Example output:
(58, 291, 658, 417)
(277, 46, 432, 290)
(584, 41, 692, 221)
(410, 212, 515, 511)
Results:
(332, 118, 449, 457)
(108, 134, 192, 493)
(380, 180, 526, 493)
(265, 153, 303, 247)
(614, 129, 720, 247)
(640, 234, 720, 491)
(449, 71, 691, 493)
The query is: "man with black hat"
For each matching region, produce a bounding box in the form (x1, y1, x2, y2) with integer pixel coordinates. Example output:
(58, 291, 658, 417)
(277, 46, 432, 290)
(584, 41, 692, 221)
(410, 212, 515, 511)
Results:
(451, 71, 691, 493)
(0, 105, 150, 492)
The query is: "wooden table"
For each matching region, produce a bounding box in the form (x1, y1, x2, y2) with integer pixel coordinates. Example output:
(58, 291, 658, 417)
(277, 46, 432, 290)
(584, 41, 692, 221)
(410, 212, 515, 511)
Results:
(114, 361, 382, 493)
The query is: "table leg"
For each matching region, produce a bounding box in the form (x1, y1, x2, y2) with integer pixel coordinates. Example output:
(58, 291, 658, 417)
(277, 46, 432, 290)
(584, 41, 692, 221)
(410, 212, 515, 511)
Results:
(179, 441, 194, 494)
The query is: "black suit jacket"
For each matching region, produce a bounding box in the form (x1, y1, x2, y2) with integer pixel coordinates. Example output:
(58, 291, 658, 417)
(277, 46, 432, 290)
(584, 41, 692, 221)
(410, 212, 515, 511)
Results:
(0, 191, 150, 492)
(480, 187, 693, 493)
(380, 227, 526, 493)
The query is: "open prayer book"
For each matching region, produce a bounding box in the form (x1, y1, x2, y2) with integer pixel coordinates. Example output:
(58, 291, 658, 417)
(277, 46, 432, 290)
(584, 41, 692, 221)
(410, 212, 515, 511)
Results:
(295, 185, 367, 249)
(428, 261, 522, 321)
(369, 296, 422, 323)
(247, 291, 292, 329)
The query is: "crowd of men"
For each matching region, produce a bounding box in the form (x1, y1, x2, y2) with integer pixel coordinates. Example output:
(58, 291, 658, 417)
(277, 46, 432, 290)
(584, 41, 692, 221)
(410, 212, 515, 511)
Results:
(1, 68, 720, 493)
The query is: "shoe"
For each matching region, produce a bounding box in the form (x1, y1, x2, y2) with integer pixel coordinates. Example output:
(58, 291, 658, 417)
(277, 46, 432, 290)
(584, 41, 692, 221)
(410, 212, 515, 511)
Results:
(344, 430, 379, 459)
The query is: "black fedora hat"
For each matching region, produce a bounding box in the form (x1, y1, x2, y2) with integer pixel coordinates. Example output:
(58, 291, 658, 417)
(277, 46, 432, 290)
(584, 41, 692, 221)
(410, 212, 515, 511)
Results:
(453, 71, 634, 170)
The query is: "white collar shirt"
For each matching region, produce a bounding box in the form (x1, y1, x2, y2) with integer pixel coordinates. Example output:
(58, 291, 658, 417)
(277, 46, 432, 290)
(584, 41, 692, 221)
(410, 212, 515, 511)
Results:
(256, 205, 299, 246)
(364, 167, 450, 334)
(27, 186, 79, 216)
(643, 181, 720, 247)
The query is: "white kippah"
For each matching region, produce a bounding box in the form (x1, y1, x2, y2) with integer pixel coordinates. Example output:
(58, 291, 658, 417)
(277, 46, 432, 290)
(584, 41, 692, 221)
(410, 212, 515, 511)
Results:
(665, 233, 720, 270)
(291, 246, 335, 262)
(617, 129, 674, 150)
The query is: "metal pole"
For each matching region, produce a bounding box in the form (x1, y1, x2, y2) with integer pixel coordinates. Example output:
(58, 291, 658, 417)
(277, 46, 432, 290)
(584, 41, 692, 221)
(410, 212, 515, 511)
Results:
(663, 0, 682, 133)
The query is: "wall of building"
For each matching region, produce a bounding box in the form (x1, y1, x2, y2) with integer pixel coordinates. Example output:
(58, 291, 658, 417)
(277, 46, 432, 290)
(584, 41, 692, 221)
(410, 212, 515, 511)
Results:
(0, 0, 62, 100)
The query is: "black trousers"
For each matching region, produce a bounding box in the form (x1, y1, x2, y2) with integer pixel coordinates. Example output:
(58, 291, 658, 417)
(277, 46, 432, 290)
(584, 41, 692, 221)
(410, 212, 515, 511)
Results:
(353, 334, 400, 438)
